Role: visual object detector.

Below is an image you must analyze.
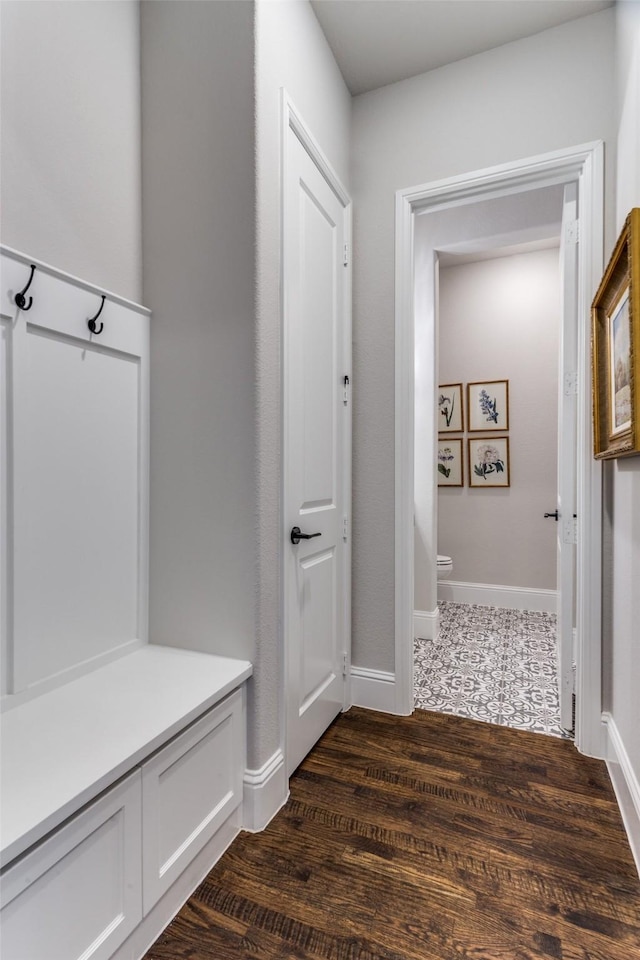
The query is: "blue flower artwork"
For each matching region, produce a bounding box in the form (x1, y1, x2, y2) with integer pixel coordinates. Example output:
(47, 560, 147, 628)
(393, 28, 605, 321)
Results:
(468, 381, 509, 432)
(478, 388, 499, 424)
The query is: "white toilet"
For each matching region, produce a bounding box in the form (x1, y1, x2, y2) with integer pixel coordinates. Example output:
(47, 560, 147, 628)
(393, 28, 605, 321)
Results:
(437, 554, 453, 580)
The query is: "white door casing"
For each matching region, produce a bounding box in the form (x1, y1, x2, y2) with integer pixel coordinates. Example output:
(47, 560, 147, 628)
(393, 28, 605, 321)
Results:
(396, 143, 605, 758)
(283, 97, 351, 776)
(557, 182, 579, 732)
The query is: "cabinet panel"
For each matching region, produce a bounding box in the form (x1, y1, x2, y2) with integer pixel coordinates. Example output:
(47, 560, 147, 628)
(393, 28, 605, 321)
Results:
(1, 772, 142, 960)
(142, 689, 244, 913)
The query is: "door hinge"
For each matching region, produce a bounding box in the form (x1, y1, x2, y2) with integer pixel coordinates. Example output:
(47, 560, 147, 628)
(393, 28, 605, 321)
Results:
(343, 374, 350, 404)
(564, 372, 578, 396)
(342, 652, 348, 677)
(563, 516, 578, 545)
(342, 516, 349, 542)
(343, 243, 349, 267)
(565, 219, 579, 244)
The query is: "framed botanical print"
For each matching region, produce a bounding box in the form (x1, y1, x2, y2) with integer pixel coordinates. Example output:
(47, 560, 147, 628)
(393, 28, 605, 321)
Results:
(468, 437, 510, 487)
(467, 380, 509, 432)
(592, 208, 640, 458)
(437, 439, 464, 487)
(438, 383, 464, 432)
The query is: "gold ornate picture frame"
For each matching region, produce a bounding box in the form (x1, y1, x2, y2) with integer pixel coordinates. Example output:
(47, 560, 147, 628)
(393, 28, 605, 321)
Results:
(592, 208, 640, 459)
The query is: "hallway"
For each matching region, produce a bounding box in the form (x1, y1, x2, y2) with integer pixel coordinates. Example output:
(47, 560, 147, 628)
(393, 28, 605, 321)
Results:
(144, 707, 640, 960)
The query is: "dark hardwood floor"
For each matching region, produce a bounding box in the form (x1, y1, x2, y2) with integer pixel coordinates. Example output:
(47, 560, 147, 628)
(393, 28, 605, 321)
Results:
(144, 707, 640, 959)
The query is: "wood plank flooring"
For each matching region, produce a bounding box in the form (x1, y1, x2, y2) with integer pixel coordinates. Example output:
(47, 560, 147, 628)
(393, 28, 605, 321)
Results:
(144, 707, 640, 960)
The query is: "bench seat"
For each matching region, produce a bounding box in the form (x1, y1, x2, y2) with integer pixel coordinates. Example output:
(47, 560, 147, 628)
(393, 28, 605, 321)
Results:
(1, 645, 252, 865)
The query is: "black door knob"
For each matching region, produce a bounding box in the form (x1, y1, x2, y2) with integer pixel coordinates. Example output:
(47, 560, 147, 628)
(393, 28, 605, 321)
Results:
(290, 526, 322, 545)
(544, 510, 559, 521)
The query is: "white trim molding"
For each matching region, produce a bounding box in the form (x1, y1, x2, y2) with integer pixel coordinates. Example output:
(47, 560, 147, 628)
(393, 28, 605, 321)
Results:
(603, 713, 640, 879)
(0, 245, 151, 317)
(394, 185, 416, 716)
(350, 667, 397, 714)
(414, 608, 439, 640)
(395, 142, 604, 754)
(437, 581, 558, 613)
(243, 749, 289, 833)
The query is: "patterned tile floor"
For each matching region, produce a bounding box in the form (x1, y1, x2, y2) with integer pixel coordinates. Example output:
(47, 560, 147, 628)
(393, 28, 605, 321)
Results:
(414, 601, 571, 739)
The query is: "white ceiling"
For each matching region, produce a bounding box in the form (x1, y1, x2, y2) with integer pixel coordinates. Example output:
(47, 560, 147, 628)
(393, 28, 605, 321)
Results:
(438, 236, 560, 267)
(415, 182, 565, 265)
(310, 0, 614, 95)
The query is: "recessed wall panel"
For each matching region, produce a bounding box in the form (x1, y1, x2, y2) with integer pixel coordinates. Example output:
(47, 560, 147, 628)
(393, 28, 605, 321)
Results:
(17, 330, 139, 688)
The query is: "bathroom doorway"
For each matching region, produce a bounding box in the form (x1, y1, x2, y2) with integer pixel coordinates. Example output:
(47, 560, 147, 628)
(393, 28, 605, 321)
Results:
(417, 221, 568, 737)
(394, 144, 606, 760)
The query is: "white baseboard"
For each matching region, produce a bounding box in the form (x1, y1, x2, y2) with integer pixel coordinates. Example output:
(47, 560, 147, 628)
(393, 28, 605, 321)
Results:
(350, 666, 396, 714)
(437, 580, 558, 613)
(243, 748, 289, 833)
(603, 713, 640, 879)
(414, 608, 439, 640)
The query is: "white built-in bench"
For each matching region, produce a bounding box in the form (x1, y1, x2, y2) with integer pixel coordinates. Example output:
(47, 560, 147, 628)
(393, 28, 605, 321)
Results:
(0, 250, 255, 959)
(0, 647, 252, 960)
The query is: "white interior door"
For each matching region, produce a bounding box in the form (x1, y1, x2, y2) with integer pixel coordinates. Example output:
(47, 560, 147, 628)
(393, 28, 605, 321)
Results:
(557, 182, 579, 732)
(284, 118, 350, 776)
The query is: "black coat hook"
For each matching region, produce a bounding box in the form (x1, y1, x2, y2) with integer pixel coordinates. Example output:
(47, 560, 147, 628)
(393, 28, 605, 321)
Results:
(15, 264, 36, 311)
(87, 295, 106, 335)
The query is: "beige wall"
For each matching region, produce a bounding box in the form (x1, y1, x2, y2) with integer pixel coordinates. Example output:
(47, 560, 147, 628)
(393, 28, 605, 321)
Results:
(437, 250, 560, 589)
(0, 0, 142, 301)
(351, 9, 616, 672)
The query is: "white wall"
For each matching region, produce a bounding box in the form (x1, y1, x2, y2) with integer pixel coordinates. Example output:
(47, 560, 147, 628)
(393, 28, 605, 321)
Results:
(437, 250, 560, 589)
(351, 9, 616, 672)
(253, 0, 351, 768)
(616, 2, 640, 226)
(0, 0, 142, 301)
(1, 0, 350, 778)
(606, 0, 640, 824)
(141, 2, 257, 680)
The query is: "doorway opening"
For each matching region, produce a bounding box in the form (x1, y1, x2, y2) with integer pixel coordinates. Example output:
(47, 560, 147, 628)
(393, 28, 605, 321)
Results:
(416, 194, 568, 736)
(394, 143, 606, 760)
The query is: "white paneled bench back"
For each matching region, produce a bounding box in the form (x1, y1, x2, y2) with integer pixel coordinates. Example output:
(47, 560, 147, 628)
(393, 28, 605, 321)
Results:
(1, 247, 151, 704)
(0, 248, 253, 960)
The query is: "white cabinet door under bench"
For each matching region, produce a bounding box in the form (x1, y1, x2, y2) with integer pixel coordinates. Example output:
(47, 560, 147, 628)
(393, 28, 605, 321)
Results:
(0, 647, 252, 960)
(141, 688, 244, 913)
(1, 772, 142, 960)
